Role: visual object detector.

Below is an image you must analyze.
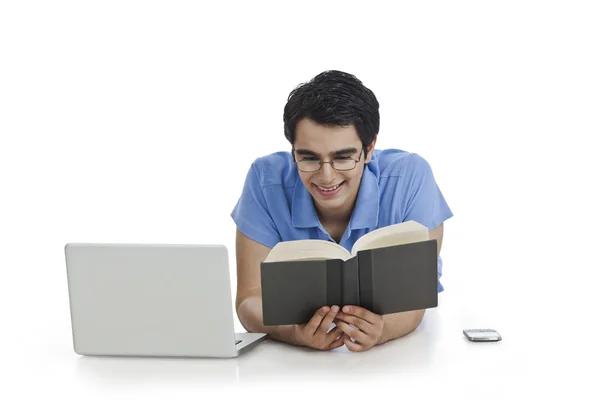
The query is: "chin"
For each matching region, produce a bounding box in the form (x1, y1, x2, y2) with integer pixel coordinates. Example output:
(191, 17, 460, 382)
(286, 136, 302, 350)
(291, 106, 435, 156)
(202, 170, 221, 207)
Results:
(313, 193, 348, 211)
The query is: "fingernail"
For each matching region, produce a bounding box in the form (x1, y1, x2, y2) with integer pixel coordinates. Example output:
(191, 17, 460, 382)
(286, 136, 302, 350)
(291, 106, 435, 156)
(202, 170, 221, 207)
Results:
(332, 305, 339, 313)
(343, 306, 350, 313)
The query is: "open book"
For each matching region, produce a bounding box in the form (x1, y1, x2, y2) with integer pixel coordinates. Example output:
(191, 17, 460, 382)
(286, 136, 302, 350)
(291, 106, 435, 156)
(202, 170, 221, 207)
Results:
(260, 221, 439, 325)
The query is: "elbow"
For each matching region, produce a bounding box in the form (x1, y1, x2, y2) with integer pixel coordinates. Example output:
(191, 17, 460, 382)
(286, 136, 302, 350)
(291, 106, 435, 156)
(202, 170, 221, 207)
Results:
(407, 309, 426, 335)
(236, 294, 262, 333)
(407, 309, 426, 332)
(235, 297, 250, 331)
(383, 309, 426, 343)
(236, 308, 254, 333)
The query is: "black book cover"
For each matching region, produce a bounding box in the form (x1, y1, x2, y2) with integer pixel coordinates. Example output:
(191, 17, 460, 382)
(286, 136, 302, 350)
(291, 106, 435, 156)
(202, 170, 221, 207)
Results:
(260, 239, 438, 326)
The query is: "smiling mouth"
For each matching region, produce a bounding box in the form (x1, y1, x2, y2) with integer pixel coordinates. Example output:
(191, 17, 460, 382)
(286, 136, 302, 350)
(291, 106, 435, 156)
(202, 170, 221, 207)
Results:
(317, 183, 342, 191)
(313, 181, 345, 196)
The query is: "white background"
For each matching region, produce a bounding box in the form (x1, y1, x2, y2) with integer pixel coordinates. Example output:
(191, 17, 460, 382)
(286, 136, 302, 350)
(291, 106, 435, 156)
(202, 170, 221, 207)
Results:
(1, 0, 599, 398)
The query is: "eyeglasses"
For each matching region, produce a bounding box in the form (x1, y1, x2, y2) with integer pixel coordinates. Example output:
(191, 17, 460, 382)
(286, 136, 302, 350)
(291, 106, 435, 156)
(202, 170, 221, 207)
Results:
(293, 149, 364, 172)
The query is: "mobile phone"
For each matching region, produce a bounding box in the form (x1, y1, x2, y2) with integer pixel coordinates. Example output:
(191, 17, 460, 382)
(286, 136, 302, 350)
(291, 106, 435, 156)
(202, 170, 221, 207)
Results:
(463, 329, 502, 342)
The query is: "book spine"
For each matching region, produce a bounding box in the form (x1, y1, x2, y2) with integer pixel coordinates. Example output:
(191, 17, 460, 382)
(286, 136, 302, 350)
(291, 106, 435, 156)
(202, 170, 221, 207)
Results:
(326, 259, 343, 306)
(342, 256, 360, 307)
(357, 251, 374, 311)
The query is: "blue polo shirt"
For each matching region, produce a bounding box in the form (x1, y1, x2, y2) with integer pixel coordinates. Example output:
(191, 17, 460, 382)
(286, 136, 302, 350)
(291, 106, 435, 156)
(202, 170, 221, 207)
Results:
(231, 149, 453, 292)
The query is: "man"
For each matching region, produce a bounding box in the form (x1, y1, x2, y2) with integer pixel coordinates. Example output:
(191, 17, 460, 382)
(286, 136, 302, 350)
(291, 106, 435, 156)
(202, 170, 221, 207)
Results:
(231, 70, 453, 352)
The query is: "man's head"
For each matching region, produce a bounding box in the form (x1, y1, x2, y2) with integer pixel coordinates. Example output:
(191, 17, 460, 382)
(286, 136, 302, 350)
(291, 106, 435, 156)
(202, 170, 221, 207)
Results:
(283, 70, 380, 218)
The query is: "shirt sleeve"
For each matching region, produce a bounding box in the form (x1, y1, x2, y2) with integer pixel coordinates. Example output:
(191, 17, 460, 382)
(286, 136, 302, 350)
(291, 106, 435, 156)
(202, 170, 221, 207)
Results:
(230, 161, 281, 248)
(401, 153, 453, 230)
(400, 153, 453, 293)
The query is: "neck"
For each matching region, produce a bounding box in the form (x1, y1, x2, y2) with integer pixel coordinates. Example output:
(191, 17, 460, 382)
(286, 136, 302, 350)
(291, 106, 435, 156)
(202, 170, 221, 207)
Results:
(316, 206, 351, 226)
(314, 192, 358, 226)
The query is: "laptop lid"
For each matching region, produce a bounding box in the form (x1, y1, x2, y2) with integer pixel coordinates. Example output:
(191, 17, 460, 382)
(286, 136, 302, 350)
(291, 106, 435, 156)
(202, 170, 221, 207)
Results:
(65, 243, 239, 358)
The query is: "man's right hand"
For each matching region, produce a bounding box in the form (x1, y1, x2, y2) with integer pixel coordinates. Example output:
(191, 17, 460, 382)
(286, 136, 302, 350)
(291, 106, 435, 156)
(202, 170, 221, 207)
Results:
(292, 305, 346, 350)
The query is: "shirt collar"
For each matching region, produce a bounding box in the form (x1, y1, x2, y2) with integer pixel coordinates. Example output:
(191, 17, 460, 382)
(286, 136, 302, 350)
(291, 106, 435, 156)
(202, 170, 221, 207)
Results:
(348, 166, 380, 230)
(291, 166, 380, 230)
(291, 174, 320, 228)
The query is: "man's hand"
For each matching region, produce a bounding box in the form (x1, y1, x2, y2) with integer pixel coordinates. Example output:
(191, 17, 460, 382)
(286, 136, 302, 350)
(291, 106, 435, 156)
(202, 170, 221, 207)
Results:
(292, 305, 346, 351)
(334, 306, 384, 352)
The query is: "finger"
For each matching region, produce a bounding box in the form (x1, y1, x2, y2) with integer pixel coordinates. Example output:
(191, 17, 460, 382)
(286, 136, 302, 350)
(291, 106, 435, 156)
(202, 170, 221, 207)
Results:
(327, 332, 347, 350)
(343, 335, 365, 352)
(336, 320, 370, 344)
(305, 306, 329, 336)
(317, 305, 339, 335)
(342, 306, 379, 324)
(324, 326, 343, 343)
(335, 312, 372, 335)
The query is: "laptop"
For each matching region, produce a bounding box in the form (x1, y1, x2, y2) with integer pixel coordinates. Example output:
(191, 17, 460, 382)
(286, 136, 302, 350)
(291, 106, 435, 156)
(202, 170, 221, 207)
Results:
(64, 243, 267, 358)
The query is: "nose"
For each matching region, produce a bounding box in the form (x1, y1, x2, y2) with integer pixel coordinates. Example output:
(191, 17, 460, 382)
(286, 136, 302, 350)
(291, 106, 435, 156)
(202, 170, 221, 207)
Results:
(317, 162, 336, 183)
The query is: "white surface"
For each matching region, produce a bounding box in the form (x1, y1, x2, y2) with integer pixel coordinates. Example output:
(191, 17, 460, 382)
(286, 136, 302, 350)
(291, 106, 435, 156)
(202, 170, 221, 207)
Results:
(5, 290, 596, 398)
(1, 1, 599, 398)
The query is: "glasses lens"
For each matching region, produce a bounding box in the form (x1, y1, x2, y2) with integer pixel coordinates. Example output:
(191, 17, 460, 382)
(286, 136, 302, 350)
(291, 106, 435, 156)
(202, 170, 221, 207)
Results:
(297, 160, 321, 172)
(332, 160, 356, 171)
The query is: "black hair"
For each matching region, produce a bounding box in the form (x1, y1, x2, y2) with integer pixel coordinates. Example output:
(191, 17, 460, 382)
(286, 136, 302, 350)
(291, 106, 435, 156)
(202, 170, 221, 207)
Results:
(283, 70, 380, 158)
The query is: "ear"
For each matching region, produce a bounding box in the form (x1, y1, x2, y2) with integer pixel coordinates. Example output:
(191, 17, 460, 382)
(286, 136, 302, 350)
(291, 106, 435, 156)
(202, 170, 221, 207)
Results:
(364, 137, 377, 164)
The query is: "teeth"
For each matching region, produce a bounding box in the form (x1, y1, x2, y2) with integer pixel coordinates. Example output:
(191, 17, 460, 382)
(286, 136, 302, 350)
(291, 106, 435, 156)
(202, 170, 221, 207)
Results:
(318, 183, 341, 192)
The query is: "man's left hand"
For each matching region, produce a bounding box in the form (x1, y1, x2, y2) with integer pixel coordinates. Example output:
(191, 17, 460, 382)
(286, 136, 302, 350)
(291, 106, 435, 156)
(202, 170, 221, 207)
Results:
(334, 306, 384, 352)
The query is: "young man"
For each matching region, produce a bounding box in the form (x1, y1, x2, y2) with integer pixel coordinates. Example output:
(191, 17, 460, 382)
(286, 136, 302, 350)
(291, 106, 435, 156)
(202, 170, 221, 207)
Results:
(231, 70, 453, 352)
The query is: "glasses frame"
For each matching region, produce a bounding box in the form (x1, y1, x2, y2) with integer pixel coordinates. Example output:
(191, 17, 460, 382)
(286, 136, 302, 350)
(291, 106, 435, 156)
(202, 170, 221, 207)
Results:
(292, 148, 364, 172)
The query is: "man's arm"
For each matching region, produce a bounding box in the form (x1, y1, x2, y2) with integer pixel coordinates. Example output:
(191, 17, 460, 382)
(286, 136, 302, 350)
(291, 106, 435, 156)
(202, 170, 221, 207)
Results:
(378, 223, 444, 344)
(234, 229, 300, 344)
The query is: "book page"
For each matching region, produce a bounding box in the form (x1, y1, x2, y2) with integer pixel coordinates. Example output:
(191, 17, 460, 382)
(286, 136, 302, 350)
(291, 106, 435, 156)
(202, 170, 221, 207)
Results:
(351, 220, 430, 254)
(263, 240, 353, 263)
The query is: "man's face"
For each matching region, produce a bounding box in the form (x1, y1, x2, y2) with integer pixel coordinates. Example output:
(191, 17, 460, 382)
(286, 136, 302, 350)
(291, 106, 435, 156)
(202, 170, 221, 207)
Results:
(293, 118, 375, 217)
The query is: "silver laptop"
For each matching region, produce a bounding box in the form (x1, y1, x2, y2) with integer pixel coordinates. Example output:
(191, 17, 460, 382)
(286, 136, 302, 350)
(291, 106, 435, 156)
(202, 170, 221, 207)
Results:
(64, 243, 266, 358)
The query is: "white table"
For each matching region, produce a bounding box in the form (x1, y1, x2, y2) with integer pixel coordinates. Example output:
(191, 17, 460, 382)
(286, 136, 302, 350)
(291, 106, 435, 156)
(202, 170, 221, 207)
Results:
(6, 248, 597, 400)
(9, 289, 571, 400)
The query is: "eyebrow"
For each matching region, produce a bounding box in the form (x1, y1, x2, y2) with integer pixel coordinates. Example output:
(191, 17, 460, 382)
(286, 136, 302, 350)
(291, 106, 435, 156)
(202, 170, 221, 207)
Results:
(294, 147, 359, 157)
